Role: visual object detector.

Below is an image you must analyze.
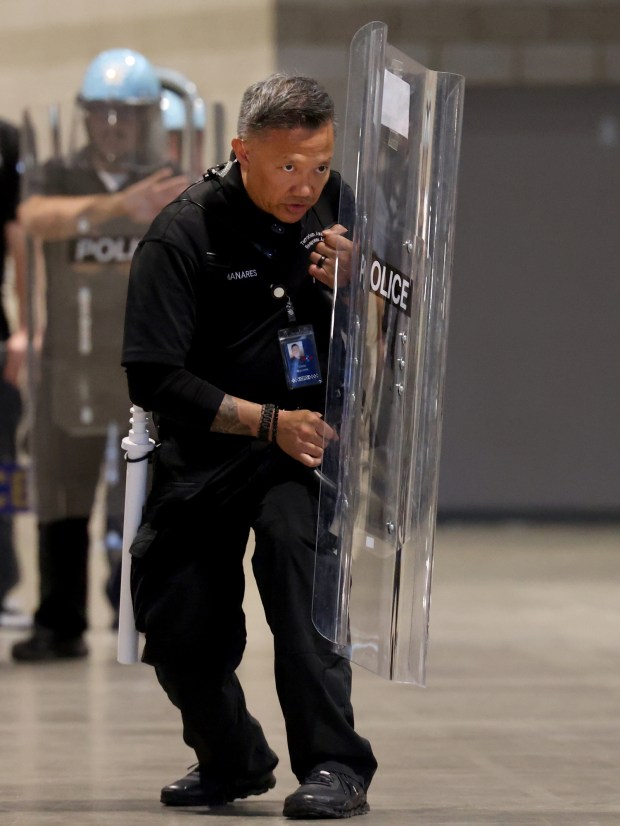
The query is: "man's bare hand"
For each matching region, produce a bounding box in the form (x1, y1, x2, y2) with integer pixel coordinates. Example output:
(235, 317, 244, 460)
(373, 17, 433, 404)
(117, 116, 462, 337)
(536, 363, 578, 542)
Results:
(121, 168, 190, 224)
(2, 328, 28, 387)
(309, 223, 352, 289)
(275, 409, 337, 468)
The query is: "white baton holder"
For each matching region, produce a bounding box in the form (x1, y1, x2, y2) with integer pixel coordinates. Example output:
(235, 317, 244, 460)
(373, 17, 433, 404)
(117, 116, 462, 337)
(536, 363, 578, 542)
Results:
(117, 405, 155, 664)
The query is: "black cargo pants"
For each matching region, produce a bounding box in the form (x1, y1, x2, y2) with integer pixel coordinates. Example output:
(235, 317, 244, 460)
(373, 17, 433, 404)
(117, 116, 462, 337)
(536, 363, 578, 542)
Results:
(130, 444, 377, 790)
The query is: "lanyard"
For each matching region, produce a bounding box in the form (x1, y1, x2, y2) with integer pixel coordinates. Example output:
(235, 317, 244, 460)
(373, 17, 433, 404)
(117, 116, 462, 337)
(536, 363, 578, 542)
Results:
(272, 283, 297, 323)
(285, 296, 296, 323)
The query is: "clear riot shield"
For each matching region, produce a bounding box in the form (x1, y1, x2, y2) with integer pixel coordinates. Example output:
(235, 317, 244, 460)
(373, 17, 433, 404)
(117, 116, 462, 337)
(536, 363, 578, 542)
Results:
(21, 100, 166, 441)
(20, 99, 169, 537)
(313, 21, 464, 685)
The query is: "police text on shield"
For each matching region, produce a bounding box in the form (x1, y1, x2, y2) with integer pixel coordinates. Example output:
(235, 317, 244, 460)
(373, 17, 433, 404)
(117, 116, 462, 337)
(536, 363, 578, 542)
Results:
(368, 253, 411, 316)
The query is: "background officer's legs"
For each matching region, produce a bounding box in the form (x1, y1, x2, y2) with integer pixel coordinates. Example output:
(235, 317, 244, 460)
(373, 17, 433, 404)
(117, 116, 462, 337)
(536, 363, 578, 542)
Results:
(12, 418, 103, 660)
(0, 371, 24, 625)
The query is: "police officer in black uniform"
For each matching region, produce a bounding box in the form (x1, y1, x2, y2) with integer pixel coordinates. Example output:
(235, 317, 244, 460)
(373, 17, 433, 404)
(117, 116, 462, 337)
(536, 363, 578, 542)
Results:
(122, 73, 377, 819)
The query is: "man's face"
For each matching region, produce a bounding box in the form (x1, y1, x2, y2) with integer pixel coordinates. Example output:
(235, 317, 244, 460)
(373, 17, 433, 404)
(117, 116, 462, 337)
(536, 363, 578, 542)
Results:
(85, 105, 142, 170)
(231, 123, 334, 224)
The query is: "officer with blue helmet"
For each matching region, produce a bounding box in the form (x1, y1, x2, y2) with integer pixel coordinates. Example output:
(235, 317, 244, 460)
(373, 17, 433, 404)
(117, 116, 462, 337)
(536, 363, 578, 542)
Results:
(160, 87, 206, 175)
(159, 72, 206, 176)
(78, 49, 166, 172)
(11, 48, 189, 662)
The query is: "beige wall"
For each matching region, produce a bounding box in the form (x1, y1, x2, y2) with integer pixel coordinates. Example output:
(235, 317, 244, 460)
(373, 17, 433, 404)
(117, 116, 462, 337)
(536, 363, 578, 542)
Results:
(0, 0, 276, 167)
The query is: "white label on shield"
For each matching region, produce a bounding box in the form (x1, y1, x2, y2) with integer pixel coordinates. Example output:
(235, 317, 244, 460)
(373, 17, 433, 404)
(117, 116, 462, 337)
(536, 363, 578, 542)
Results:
(381, 70, 410, 139)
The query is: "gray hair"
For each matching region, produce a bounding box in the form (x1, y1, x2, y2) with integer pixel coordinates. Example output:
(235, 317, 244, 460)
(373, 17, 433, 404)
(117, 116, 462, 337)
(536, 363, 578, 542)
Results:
(237, 73, 335, 138)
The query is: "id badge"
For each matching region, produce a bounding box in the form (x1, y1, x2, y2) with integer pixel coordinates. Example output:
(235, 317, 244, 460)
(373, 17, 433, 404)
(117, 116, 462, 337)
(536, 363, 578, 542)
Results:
(278, 324, 323, 390)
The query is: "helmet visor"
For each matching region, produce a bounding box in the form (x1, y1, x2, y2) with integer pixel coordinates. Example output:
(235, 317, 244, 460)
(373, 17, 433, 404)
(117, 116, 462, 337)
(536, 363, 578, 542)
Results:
(71, 101, 166, 172)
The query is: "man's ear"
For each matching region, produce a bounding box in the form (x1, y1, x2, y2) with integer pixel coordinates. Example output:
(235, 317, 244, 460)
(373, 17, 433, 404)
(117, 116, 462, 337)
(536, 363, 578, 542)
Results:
(231, 137, 248, 168)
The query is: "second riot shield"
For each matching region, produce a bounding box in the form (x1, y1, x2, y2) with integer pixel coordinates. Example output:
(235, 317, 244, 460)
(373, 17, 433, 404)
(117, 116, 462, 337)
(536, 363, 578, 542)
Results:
(20, 92, 171, 536)
(21, 99, 167, 440)
(313, 22, 465, 685)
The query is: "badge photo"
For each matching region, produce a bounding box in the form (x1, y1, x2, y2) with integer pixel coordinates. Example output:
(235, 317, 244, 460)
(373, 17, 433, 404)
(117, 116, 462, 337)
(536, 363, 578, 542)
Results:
(278, 324, 322, 390)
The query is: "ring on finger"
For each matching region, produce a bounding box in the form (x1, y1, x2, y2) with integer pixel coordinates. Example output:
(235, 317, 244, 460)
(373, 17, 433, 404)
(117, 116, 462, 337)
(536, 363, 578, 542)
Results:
(317, 254, 326, 268)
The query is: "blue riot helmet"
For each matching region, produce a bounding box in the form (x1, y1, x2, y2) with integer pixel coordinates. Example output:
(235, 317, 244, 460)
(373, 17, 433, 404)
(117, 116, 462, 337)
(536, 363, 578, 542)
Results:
(79, 49, 160, 104)
(160, 89, 206, 132)
(160, 89, 186, 132)
(74, 48, 165, 172)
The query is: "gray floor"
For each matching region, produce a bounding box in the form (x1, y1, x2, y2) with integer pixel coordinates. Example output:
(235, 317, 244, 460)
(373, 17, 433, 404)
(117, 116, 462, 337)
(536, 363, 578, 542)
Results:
(1, 521, 619, 825)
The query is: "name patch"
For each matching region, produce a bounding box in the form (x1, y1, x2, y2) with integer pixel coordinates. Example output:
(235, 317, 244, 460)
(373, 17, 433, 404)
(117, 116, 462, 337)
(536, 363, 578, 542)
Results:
(368, 253, 411, 316)
(227, 269, 258, 281)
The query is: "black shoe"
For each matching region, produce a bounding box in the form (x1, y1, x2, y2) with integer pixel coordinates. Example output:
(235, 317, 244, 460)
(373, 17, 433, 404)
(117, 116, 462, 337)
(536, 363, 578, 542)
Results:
(11, 626, 88, 662)
(160, 764, 277, 807)
(283, 769, 369, 819)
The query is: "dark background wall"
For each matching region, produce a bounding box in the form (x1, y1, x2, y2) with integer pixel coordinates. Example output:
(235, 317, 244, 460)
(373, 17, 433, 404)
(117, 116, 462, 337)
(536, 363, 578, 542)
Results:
(276, 3, 620, 519)
(439, 86, 619, 518)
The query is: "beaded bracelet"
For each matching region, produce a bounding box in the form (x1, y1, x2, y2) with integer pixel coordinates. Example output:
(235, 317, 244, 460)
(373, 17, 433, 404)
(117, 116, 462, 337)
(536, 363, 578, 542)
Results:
(271, 406, 280, 444)
(258, 403, 275, 441)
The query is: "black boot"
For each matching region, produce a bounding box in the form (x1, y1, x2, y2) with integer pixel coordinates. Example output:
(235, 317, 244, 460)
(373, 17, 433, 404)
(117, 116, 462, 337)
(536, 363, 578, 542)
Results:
(161, 764, 276, 806)
(12, 518, 90, 663)
(283, 769, 369, 819)
(12, 625, 88, 661)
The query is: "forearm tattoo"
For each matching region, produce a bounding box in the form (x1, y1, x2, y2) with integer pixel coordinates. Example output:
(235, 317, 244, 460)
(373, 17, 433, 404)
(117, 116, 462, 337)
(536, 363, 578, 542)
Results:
(212, 394, 253, 436)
